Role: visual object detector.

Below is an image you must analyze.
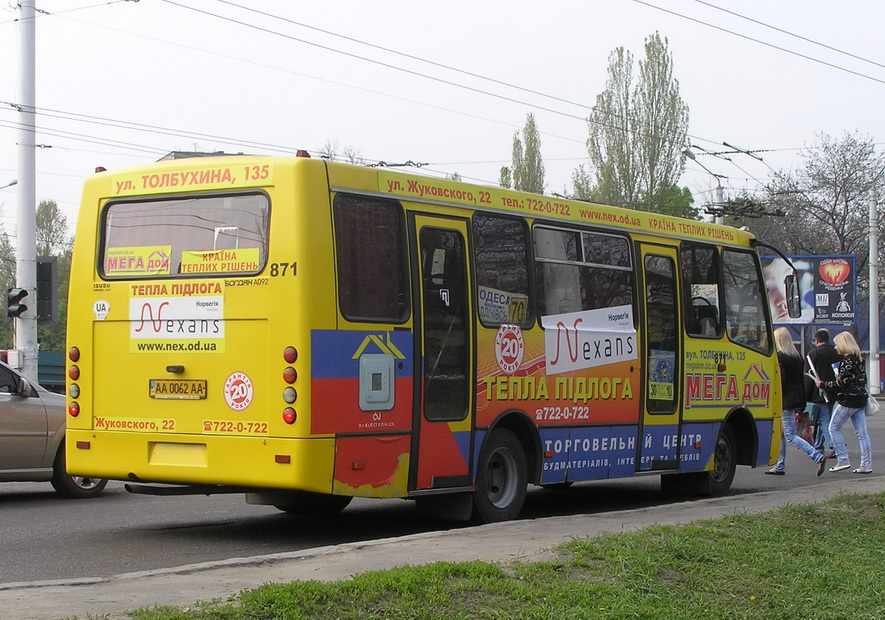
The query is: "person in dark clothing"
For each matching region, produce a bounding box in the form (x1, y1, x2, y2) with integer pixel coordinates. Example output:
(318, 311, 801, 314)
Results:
(816, 331, 873, 474)
(767, 328, 827, 475)
(805, 328, 839, 457)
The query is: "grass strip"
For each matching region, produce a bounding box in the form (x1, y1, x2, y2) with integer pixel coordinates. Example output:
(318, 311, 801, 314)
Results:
(125, 492, 885, 620)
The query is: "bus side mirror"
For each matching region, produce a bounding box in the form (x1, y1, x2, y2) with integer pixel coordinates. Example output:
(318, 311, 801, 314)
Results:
(785, 273, 801, 318)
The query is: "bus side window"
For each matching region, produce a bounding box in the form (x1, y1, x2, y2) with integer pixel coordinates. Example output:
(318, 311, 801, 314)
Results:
(679, 242, 723, 338)
(333, 194, 408, 322)
(472, 214, 533, 327)
(533, 226, 633, 317)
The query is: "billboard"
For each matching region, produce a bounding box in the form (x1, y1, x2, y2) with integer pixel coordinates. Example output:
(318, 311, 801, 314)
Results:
(762, 255, 856, 326)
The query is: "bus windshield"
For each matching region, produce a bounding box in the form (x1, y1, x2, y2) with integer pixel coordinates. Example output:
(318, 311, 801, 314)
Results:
(100, 192, 269, 279)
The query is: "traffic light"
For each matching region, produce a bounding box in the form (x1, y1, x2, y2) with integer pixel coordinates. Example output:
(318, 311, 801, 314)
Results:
(7, 288, 28, 318)
(36, 256, 57, 325)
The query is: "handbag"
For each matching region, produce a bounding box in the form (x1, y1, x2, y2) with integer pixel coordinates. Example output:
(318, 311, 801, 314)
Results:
(795, 410, 814, 443)
(866, 395, 880, 417)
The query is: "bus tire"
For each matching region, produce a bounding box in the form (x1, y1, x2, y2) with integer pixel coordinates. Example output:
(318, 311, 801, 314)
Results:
(50, 443, 109, 499)
(708, 425, 737, 496)
(473, 429, 527, 523)
(661, 426, 736, 497)
(274, 491, 353, 517)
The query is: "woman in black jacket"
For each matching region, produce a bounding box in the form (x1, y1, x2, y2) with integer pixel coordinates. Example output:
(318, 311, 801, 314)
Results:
(767, 328, 827, 475)
(816, 331, 873, 474)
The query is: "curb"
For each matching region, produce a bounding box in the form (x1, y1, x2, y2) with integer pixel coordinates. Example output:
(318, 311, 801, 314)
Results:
(2, 475, 884, 619)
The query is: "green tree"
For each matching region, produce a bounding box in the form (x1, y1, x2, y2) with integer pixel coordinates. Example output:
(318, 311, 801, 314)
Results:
(0, 229, 14, 292)
(748, 132, 885, 262)
(570, 165, 594, 201)
(648, 184, 695, 219)
(500, 113, 545, 193)
(635, 33, 691, 211)
(586, 46, 637, 207)
(36, 199, 70, 256)
(582, 33, 694, 217)
(0, 229, 14, 349)
(498, 166, 512, 190)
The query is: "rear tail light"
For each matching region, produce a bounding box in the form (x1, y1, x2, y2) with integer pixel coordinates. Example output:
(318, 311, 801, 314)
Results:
(68, 346, 81, 417)
(282, 347, 298, 423)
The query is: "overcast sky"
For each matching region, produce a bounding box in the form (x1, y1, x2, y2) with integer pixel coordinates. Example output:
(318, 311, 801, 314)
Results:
(1, 0, 884, 233)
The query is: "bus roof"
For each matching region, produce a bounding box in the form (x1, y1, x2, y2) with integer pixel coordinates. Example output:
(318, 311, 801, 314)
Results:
(85, 154, 756, 249)
(325, 160, 756, 249)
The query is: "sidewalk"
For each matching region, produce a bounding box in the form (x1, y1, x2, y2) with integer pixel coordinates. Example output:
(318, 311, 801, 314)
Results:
(3, 475, 884, 620)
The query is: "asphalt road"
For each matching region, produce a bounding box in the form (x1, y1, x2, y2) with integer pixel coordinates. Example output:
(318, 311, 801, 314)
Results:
(2, 412, 881, 586)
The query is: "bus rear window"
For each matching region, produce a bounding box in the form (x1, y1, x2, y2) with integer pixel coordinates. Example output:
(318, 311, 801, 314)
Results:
(100, 192, 269, 279)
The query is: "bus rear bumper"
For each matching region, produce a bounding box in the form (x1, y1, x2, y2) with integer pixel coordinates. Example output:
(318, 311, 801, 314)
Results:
(65, 430, 336, 493)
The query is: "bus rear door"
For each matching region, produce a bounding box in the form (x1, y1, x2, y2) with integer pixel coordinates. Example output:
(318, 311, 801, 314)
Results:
(409, 214, 474, 492)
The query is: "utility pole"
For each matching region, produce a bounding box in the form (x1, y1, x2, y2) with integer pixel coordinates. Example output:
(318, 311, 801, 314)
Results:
(870, 188, 880, 394)
(15, 0, 38, 381)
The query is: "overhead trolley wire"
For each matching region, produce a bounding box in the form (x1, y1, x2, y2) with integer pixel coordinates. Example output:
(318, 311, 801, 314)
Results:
(691, 0, 885, 72)
(156, 0, 726, 154)
(210, 0, 594, 114)
(157, 0, 588, 122)
(4, 1, 879, 191)
(634, 0, 885, 86)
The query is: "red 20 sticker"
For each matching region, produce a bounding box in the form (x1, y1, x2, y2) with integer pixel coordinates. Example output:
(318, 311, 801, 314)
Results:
(495, 324, 524, 375)
(224, 372, 254, 411)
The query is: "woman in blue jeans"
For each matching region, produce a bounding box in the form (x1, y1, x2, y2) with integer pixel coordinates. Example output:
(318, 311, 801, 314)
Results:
(767, 328, 827, 475)
(817, 331, 873, 474)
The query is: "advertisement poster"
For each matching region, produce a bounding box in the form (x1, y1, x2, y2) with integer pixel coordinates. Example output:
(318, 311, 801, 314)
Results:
(762, 255, 855, 326)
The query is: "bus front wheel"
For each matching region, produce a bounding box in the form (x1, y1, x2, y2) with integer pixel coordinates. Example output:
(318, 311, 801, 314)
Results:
(661, 426, 736, 497)
(708, 425, 737, 495)
(473, 429, 527, 523)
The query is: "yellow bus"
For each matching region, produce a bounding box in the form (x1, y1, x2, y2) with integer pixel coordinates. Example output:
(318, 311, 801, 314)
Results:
(66, 154, 799, 522)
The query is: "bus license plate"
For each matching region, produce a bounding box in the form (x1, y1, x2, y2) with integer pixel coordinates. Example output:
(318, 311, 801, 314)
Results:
(149, 379, 207, 400)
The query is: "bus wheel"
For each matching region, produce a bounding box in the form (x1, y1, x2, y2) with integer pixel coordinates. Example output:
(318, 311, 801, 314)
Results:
(661, 426, 736, 497)
(473, 429, 527, 523)
(274, 491, 353, 517)
(709, 425, 737, 496)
